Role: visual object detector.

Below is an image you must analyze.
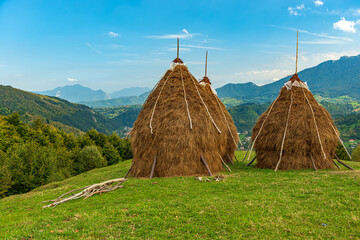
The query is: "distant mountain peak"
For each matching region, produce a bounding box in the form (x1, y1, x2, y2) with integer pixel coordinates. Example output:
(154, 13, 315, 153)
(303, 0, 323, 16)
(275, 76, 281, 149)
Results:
(216, 53, 360, 101)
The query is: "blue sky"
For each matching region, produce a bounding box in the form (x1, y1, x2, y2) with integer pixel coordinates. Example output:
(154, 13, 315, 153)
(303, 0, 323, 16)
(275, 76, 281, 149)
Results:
(1, 0, 360, 92)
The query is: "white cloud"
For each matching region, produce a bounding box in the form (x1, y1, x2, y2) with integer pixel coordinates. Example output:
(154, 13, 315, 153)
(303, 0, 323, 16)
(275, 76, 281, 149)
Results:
(299, 39, 347, 45)
(146, 29, 200, 39)
(235, 69, 292, 82)
(288, 4, 304, 16)
(166, 47, 191, 52)
(181, 44, 223, 50)
(67, 78, 78, 82)
(333, 17, 360, 33)
(310, 50, 359, 63)
(267, 24, 353, 42)
(108, 31, 119, 37)
(314, 0, 323, 7)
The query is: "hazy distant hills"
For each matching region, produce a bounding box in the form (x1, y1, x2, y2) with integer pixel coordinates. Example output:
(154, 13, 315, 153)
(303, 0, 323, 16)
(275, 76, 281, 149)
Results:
(81, 91, 150, 108)
(35, 84, 109, 103)
(35, 85, 150, 104)
(217, 54, 360, 102)
(110, 87, 150, 98)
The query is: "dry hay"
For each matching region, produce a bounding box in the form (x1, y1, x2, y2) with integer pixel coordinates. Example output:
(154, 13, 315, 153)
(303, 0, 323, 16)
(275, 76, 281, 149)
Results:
(252, 74, 339, 170)
(130, 62, 230, 177)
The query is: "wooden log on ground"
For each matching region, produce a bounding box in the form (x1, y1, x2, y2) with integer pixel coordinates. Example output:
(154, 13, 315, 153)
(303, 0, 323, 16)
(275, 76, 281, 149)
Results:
(42, 178, 127, 208)
(200, 155, 213, 176)
(246, 156, 257, 167)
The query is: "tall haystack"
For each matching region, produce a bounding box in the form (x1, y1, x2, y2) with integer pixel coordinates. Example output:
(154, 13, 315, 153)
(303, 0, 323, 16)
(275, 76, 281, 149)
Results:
(198, 51, 240, 164)
(129, 46, 229, 177)
(248, 31, 351, 171)
(251, 73, 339, 170)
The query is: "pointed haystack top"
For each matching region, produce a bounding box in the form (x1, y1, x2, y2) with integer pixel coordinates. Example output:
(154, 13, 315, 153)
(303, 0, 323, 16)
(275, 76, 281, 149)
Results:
(199, 76, 211, 84)
(172, 37, 184, 63)
(289, 73, 302, 83)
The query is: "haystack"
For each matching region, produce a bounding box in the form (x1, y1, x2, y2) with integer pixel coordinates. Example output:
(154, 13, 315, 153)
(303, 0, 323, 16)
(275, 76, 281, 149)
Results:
(250, 73, 340, 170)
(129, 57, 229, 177)
(198, 53, 240, 164)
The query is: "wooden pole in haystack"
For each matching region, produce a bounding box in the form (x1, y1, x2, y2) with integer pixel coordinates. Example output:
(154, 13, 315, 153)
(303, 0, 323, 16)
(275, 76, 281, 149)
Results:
(177, 38, 179, 59)
(296, 30, 298, 74)
(205, 51, 208, 77)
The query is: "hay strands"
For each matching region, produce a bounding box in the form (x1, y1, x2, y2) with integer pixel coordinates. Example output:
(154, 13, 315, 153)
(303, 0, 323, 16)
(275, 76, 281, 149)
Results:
(42, 178, 127, 208)
(334, 155, 354, 170)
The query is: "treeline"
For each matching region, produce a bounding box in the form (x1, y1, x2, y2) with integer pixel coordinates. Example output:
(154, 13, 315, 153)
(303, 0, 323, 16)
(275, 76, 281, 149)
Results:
(0, 113, 132, 198)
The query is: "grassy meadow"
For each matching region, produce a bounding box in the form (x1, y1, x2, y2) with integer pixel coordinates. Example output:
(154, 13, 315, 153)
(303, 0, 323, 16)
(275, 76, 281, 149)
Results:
(1, 151, 360, 239)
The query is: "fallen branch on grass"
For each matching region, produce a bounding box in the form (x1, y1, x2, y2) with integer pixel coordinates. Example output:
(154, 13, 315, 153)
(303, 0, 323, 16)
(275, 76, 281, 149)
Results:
(42, 178, 127, 208)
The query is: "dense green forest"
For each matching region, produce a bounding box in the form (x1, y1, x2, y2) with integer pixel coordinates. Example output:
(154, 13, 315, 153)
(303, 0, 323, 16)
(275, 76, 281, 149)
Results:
(0, 113, 132, 198)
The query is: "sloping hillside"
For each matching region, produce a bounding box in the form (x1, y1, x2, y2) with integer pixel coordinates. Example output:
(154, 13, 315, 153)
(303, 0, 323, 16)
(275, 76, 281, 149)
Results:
(1, 154, 359, 239)
(0, 85, 115, 133)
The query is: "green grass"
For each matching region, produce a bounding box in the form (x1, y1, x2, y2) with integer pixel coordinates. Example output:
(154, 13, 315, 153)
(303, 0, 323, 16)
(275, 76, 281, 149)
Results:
(1, 152, 360, 239)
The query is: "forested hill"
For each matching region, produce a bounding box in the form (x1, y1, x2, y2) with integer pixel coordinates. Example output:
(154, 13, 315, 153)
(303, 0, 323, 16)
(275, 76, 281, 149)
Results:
(217, 54, 360, 101)
(0, 85, 117, 133)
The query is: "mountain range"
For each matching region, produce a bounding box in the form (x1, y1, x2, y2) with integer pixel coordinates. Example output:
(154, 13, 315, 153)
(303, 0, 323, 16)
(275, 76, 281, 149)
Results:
(33, 54, 360, 108)
(35, 85, 150, 103)
(217, 54, 360, 101)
